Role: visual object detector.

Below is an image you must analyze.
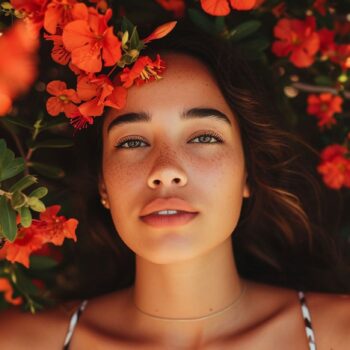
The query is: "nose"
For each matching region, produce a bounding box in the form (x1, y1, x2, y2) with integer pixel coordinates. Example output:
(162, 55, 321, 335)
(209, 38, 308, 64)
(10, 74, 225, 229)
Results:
(147, 167, 188, 189)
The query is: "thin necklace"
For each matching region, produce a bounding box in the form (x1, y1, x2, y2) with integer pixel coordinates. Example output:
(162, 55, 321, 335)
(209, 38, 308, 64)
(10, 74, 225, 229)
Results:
(133, 283, 247, 321)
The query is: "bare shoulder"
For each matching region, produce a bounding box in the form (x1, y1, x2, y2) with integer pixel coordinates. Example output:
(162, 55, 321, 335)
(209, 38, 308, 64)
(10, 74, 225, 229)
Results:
(0, 299, 82, 350)
(305, 290, 350, 349)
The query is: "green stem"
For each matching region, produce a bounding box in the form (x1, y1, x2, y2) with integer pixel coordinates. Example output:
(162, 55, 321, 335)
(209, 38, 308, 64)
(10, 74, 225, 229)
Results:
(0, 120, 26, 160)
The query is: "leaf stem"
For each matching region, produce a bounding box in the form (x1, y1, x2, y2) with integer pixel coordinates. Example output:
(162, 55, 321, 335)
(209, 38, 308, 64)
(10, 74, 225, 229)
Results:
(292, 82, 350, 98)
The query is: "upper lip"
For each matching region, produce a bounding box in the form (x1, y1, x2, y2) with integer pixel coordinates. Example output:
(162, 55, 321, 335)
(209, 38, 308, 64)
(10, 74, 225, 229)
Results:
(139, 197, 199, 217)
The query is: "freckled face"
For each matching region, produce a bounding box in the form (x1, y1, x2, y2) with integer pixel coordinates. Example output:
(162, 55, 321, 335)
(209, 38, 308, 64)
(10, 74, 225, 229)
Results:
(100, 53, 250, 264)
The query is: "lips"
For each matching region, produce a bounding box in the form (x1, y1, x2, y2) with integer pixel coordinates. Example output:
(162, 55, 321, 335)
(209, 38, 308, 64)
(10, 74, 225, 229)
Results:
(140, 211, 199, 227)
(139, 197, 198, 217)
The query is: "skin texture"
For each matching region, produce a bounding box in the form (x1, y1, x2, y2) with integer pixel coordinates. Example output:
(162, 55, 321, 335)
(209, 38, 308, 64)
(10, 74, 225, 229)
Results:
(0, 53, 349, 350)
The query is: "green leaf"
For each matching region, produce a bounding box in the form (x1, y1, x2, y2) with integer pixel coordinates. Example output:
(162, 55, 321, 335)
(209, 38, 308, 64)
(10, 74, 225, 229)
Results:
(188, 8, 216, 34)
(314, 75, 333, 86)
(0, 139, 6, 165)
(214, 16, 226, 34)
(230, 20, 262, 42)
(9, 175, 37, 192)
(0, 157, 25, 181)
(121, 16, 135, 35)
(0, 196, 17, 242)
(32, 139, 74, 150)
(19, 206, 32, 228)
(27, 197, 46, 212)
(11, 191, 26, 210)
(0, 142, 14, 175)
(13, 269, 38, 294)
(239, 37, 270, 59)
(29, 255, 58, 270)
(29, 186, 48, 199)
(129, 26, 140, 50)
(29, 162, 65, 179)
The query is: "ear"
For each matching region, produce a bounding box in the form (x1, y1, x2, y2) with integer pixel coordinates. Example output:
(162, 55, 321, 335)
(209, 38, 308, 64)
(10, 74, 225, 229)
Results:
(243, 173, 250, 198)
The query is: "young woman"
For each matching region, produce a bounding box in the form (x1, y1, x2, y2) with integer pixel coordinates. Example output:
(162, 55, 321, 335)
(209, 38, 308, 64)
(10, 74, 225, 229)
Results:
(0, 28, 349, 350)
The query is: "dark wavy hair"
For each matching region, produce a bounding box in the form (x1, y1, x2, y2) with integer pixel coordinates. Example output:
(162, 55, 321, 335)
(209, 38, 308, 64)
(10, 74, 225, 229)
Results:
(56, 25, 350, 301)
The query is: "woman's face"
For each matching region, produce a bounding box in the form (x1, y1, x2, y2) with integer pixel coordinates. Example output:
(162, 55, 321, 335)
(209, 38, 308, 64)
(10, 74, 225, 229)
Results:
(100, 53, 250, 263)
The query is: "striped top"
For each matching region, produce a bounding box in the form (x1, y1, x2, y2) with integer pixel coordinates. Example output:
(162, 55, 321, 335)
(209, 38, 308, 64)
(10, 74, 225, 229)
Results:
(63, 290, 316, 349)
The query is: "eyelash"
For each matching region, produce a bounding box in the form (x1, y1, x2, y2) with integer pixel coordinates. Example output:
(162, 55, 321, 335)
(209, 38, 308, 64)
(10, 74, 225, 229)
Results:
(115, 132, 224, 149)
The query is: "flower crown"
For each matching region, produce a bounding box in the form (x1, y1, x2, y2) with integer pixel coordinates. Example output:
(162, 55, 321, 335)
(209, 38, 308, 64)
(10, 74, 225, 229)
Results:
(10, 0, 176, 130)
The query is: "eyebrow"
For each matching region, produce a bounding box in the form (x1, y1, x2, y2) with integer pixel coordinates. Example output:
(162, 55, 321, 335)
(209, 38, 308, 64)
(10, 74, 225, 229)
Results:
(107, 108, 232, 133)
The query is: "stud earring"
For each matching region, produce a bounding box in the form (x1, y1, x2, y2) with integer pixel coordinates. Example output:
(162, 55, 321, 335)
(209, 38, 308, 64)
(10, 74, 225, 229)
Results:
(100, 198, 110, 209)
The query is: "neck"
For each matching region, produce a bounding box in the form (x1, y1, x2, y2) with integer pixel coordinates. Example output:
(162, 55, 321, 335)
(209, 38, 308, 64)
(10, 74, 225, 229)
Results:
(128, 238, 248, 345)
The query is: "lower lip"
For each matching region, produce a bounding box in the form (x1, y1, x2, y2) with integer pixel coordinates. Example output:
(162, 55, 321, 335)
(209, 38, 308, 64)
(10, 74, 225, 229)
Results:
(140, 212, 199, 227)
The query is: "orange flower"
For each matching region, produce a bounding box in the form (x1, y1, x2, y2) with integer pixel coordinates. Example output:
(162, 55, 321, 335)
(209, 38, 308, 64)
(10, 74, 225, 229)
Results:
(43, 0, 78, 34)
(0, 21, 38, 116)
(200, 0, 257, 16)
(46, 80, 81, 117)
(155, 0, 186, 18)
(10, 0, 48, 32)
(0, 278, 23, 306)
(317, 145, 350, 189)
(35, 205, 78, 245)
(272, 16, 320, 68)
(143, 21, 177, 44)
(120, 54, 166, 88)
(44, 34, 71, 65)
(77, 74, 127, 117)
(62, 6, 122, 73)
(0, 205, 78, 268)
(307, 93, 343, 128)
(230, 0, 257, 10)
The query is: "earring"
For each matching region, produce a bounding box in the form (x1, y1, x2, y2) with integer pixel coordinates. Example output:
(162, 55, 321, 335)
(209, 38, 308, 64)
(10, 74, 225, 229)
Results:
(100, 198, 110, 209)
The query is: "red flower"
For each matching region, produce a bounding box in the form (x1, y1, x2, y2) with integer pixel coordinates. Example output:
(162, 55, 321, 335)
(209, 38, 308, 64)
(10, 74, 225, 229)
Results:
(77, 74, 127, 117)
(318, 28, 336, 58)
(200, 0, 257, 16)
(43, 0, 78, 34)
(0, 278, 23, 305)
(272, 16, 320, 68)
(46, 80, 81, 117)
(44, 34, 71, 65)
(62, 6, 122, 73)
(312, 0, 327, 16)
(120, 54, 166, 88)
(307, 93, 343, 128)
(0, 205, 78, 268)
(271, 2, 286, 18)
(10, 0, 48, 32)
(155, 0, 185, 18)
(317, 145, 350, 189)
(0, 21, 38, 116)
(329, 44, 350, 71)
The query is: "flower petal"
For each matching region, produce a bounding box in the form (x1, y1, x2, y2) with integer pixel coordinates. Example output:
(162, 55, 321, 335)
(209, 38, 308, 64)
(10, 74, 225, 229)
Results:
(46, 80, 67, 96)
(143, 21, 177, 44)
(200, 0, 230, 16)
(62, 20, 93, 52)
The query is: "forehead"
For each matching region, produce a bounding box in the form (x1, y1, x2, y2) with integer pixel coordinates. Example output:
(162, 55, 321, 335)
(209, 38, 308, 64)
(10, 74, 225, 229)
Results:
(104, 53, 236, 128)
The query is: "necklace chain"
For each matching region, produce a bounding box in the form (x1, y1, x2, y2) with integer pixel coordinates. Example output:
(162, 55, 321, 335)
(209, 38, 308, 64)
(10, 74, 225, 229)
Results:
(133, 283, 247, 321)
